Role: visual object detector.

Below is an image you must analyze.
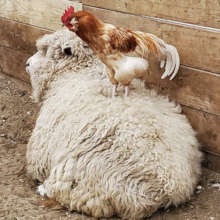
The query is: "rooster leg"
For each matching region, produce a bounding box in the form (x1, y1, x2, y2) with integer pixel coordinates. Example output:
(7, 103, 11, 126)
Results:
(106, 67, 118, 97)
(112, 84, 118, 97)
(124, 86, 129, 97)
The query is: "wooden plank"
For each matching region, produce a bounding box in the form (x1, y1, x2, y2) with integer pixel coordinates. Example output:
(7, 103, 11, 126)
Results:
(0, 18, 50, 82)
(147, 65, 220, 116)
(0, 18, 50, 54)
(204, 152, 220, 173)
(0, 46, 30, 82)
(182, 106, 220, 155)
(83, 0, 220, 29)
(0, 0, 82, 30)
(84, 6, 220, 74)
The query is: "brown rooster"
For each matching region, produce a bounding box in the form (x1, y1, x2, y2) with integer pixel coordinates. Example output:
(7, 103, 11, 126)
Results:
(61, 7, 180, 96)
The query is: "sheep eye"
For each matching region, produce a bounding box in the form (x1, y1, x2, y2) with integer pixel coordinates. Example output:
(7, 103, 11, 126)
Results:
(83, 44, 89, 48)
(63, 47, 72, 56)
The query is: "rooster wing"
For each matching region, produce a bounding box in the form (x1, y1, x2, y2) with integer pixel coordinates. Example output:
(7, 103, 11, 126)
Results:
(99, 26, 179, 80)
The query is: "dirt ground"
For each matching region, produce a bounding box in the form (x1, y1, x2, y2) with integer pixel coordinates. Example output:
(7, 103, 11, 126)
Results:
(0, 72, 220, 220)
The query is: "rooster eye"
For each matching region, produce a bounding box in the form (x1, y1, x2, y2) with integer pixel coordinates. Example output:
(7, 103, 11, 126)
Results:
(63, 47, 72, 55)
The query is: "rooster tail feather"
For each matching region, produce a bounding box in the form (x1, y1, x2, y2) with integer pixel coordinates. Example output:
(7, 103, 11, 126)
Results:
(146, 34, 180, 80)
(135, 32, 180, 80)
(161, 44, 180, 80)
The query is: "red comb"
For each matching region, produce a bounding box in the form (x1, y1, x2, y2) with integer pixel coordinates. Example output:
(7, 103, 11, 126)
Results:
(61, 6, 74, 24)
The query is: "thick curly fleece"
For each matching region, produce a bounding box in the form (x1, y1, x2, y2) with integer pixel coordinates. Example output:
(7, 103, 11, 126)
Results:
(26, 29, 202, 219)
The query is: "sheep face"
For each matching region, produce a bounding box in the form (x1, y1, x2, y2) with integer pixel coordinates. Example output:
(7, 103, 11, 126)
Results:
(26, 29, 95, 102)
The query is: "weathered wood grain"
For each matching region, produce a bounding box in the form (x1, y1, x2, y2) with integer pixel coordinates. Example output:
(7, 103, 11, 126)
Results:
(84, 6, 220, 74)
(83, 0, 220, 29)
(0, 18, 50, 54)
(147, 65, 220, 116)
(0, 0, 82, 30)
(182, 106, 220, 155)
(0, 46, 30, 82)
(204, 152, 220, 173)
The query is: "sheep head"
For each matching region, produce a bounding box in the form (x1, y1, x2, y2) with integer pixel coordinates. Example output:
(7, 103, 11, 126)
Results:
(26, 29, 96, 103)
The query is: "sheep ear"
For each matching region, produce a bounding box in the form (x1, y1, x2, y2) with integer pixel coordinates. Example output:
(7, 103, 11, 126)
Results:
(41, 47, 48, 56)
(36, 34, 55, 56)
(36, 40, 48, 56)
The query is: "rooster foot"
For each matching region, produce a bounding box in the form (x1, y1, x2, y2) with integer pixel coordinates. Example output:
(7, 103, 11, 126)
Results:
(124, 86, 129, 97)
(112, 85, 129, 97)
(112, 84, 118, 97)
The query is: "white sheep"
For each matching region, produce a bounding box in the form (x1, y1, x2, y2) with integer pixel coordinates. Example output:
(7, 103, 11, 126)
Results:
(26, 29, 202, 219)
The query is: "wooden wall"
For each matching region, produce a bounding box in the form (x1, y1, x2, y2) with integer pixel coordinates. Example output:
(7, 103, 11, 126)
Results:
(0, 0, 220, 167)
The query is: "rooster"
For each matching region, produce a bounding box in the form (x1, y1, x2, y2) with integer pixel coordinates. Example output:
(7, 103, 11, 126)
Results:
(61, 7, 180, 96)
